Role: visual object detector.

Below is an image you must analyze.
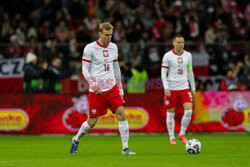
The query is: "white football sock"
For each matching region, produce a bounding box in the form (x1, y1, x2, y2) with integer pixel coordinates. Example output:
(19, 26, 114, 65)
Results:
(74, 121, 91, 141)
(166, 112, 175, 140)
(119, 120, 129, 149)
(179, 110, 192, 136)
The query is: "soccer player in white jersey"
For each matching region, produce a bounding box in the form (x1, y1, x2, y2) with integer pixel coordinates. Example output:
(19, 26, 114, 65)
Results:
(70, 22, 136, 155)
(161, 35, 196, 144)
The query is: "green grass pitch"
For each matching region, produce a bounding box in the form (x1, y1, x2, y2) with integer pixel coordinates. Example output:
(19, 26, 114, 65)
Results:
(0, 133, 249, 167)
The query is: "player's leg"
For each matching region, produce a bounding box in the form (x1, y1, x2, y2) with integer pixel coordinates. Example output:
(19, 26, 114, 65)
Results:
(107, 85, 135, 154)
(179, 102, 192, 136)
(178, 102, 192, 144)
(164, 92, 177, 144)
(178, 90, 193, 144)
(167, 107, 176, 144)
(115, 106, 136, 155)
(74, 117, 98, 141)
(70, 117, 98, 154)
(70, 90, 105, 154)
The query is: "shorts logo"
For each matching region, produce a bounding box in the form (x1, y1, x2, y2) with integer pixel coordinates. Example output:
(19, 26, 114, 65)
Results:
(177, 57, 183, 64)
(92, 109, 96, 114)
(188, 92, 193, 101)
(103, 50, 109, 57)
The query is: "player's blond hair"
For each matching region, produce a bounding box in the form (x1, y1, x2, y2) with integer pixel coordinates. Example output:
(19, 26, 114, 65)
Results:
(98, 22, 113, 33)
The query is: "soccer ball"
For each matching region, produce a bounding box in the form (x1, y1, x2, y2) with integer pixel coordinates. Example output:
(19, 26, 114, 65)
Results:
(185, 139, 202, 154)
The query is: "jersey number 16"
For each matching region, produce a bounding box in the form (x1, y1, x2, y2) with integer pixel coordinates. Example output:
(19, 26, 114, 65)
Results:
(104, 64, 110, 71)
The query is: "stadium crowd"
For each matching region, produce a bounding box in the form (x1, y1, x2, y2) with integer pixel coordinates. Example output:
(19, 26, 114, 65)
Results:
(0, 0, 249, 92)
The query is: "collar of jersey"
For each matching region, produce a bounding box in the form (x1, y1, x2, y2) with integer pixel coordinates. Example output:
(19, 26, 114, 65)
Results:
(96, 40, 109, 48)
(172, 49, 183, 56)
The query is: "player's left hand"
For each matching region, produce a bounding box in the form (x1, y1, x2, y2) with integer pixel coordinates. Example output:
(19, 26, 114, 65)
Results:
(191, 90, 196, 97)
(165, 89, 171, 97)
(93, 86, 102, 95)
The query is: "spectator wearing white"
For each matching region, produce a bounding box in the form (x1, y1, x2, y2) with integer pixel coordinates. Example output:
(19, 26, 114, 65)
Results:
(23, 52, 48, 93)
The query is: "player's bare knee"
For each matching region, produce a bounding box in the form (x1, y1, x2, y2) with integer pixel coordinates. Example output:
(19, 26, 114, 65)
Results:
(183, 103, 193, 110)
(116, 111, 126, 121)
(168, 108, 175, 113)
(87, 117, 98, 128)
(88, 123, 96, 128)
(115, 106, 126, 121)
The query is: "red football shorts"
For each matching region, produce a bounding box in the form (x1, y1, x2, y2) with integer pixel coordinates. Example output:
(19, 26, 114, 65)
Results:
(88, 84, 125, 118)
(164, 89, 193, 108)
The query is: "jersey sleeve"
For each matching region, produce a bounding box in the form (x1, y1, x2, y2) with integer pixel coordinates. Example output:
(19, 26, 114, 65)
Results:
(82, 45, 95, 88)
(82, 45, 92, 63)
(113, 44, 118, 62)
(187, 52, 196, 91)
(161, 53, 169, 90)
(161, 53, 169, 69)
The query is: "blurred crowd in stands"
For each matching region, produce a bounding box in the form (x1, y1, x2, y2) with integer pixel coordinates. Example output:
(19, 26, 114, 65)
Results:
(0, 0, 249, 92)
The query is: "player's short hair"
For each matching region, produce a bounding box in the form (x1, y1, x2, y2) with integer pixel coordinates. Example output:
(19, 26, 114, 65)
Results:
(173, 34, 184, 41)
(98, 22, 113, 33)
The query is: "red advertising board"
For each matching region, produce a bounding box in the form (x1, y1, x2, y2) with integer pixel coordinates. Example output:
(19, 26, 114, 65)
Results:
(0, 78, 23, 94)
(0, 91, 249, 134)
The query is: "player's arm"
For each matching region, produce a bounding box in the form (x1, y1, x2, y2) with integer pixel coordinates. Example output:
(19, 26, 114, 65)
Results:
(113, 60, 124, 96)
(187, 54, 196, 96)
(161, 55, 170, 97)
(82, 47, 102, 95)
(82, 60, 102, 95)
(82, 60, 93, 86)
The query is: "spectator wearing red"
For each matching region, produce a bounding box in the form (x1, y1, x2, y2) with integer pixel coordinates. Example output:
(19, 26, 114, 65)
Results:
(221, 68, 241, 91)
(5, 35, 24, 58)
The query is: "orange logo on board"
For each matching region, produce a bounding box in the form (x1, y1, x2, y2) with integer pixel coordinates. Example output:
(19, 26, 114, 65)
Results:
(95, 107, 149, 129)
(0, 109, 29, 131)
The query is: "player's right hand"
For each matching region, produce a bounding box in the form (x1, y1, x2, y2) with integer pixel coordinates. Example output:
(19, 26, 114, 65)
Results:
(165, 89, 171, 97)
(93, 86, 102, 95)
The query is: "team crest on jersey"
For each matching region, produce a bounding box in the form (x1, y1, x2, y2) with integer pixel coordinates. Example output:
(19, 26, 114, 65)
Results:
(103, 50, 109, 57)
(177, 57, 183, 64)
(92, 109, 96, 114)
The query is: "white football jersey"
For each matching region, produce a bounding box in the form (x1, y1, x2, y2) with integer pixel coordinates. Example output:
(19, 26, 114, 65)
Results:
(82, 40, 118, 92)
(162, 49, 193, 90)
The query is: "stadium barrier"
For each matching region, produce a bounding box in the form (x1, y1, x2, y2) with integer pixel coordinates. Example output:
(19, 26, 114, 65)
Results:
(0, 91, 249, 134)
(0, 58, 24, 94)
